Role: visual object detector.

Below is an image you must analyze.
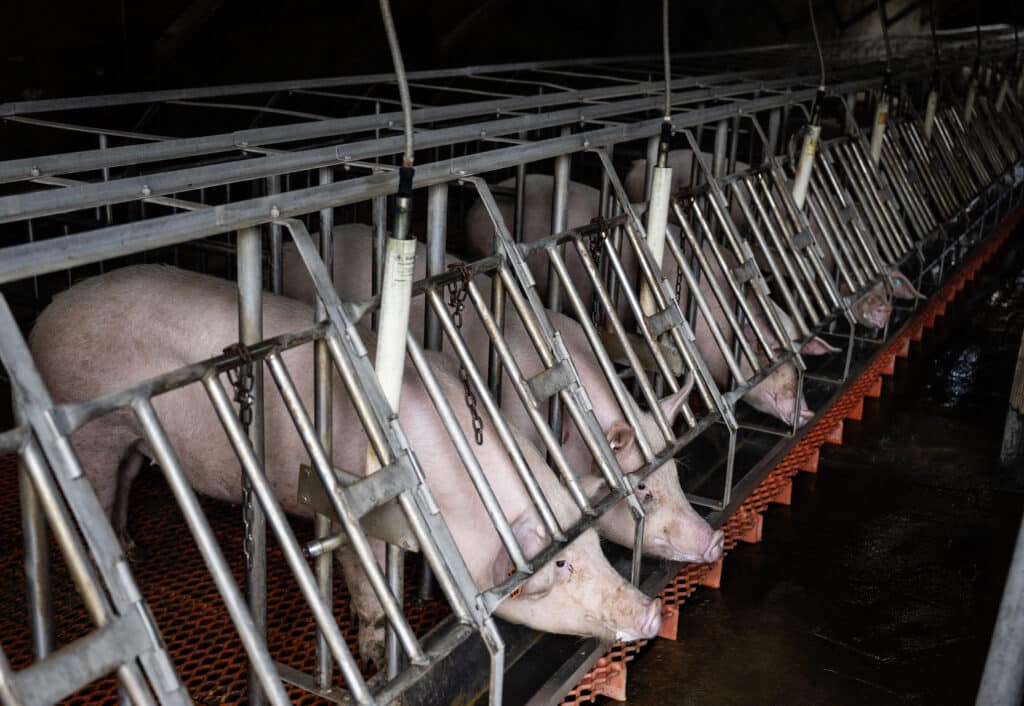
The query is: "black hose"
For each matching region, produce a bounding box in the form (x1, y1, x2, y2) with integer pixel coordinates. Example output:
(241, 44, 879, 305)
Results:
(808, 0, 826, 126)
(808, 0, 826, 91)
(662, 0, 671, 122)
(378, 0, 414, 170)
(876, 0, 892, 75)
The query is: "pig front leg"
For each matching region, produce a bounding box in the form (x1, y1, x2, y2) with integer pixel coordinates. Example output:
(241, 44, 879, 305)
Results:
(335, 540, 388, 670)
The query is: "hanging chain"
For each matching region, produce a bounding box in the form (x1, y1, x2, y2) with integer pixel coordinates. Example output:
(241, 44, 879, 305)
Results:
(446, 268, 485, 445)
(587, 225, 606, 326)
(224, 342, 256, 571)
(675, 257, 686, 302)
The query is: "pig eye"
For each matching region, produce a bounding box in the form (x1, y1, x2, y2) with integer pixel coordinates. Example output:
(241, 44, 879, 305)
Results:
(555, 560, 566, 568)
(637, 483, 647, 491)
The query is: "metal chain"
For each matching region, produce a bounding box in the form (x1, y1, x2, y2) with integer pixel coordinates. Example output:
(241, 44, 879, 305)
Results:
(675, 256, 685, 302)
(224, 342, 256, 571)
(586, 221, 608, 326)
(446, 270, 485, 445)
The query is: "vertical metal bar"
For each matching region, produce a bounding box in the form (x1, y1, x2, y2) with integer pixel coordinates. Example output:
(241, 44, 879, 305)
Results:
(513, 142, 527, 244)
(237, 225, 266, 706)
(267, 175, 283, 293)
(712, 119, 729, 178)
(314, 167, 334, 690)
(420, 182, 448, 603)
(975, 512, 1024, 706)
(548, 131, 570, 440)
(372, 194, 388, 330)
(98, 134, 113, 225)
(18, 439, 159, 706)
(548, 128, 571, 312)
(767, 108, 782, 159)
(425, 185, 448, 348)
(19, 443, 53, 660)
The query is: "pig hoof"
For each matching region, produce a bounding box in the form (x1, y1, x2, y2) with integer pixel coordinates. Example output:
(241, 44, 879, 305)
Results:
(121, 534, 147, 563)
(358, 619, 386, 671)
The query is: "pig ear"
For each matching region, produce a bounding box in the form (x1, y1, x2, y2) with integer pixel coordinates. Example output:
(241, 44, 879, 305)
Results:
(490, 514, 549, 588)
(889, 271, 925, 300)
(578, 473, 609, 501)
(606, 420, 636, 454)
(801, 336, 841, 355)
(658, 373, 695, 425)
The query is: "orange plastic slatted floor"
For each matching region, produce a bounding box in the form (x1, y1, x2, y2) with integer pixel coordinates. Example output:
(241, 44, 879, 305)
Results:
(0, 459, 452, 705)
(0, 212, 1018, 705)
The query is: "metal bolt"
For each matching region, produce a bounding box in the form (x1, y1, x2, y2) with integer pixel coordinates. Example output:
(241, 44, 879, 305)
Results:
(141, 185, 151, 196)
(30, 167, 40, 177)
(270, 206, 280, 218)
(300, 494, 310, 503)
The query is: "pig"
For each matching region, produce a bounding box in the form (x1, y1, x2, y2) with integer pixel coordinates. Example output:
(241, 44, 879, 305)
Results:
(463, 173, 604, 311)
(30, 265, 663, 667)
(659, 235, 816, 427)
(630, 150, 925, 331)
(460, 168, 825, 427)
(622, 148, 750, 225)
(283, 224, 725, 566)
(800, 180, 925, 329)
(845, 270, 925, 329)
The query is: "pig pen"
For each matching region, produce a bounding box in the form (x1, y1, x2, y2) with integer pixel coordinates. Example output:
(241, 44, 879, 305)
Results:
(0, 26, 1023, 706)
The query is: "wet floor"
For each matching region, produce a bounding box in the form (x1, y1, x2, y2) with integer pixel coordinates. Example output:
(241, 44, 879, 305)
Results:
(619, 233, 1024, 706)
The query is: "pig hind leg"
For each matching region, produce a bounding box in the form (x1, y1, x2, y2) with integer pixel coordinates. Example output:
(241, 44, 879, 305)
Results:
(336, 541, 388, 670)
(111, 441, 150, 561)
(72, 427, 149, 561)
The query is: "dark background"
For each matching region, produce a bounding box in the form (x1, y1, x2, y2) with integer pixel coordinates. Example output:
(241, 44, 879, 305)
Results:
(2, 0, 1021, 103)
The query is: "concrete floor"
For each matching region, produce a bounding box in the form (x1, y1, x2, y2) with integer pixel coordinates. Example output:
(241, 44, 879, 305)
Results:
(620, 236, 1024, 706)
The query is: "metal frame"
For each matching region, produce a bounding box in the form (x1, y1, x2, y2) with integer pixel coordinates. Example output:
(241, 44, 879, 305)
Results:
(1, 27, 1022, 706)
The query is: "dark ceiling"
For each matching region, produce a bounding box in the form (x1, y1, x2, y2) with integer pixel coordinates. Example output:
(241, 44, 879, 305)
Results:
(2, 0, 1020, 102)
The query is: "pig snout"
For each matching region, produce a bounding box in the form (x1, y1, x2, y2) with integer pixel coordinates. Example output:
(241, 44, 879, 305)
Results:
(615, 597, 663, 642)
(703, 529, 725, 564)
(857, 301, 892, 329)
(650, 511, 725, 564)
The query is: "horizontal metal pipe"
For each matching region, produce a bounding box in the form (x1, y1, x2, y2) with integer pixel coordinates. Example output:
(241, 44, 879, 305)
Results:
(0, 75, 787, 185)
(0, 78, 811, 218)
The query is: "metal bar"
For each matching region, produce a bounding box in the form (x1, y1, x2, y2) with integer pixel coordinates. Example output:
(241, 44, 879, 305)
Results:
(237, 224, 268, 706)
(19, 455, 53, 660)
(976, 511, 1024, 706)
(314, 167, 335, 691)
(0, 81, 918, 286)
(423, 287, 568, 536)
(0, 75, 785, 185)
(203, 371, 375, 704)
(131, 399, 290, 706)
(404, 336, 530, 572)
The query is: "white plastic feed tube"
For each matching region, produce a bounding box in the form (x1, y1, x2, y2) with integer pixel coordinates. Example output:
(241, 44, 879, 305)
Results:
(366, 233, 416, 474)
(869, 93, 889, 167)
(791, 124, 820, 210)
(640, 163, 673, 317)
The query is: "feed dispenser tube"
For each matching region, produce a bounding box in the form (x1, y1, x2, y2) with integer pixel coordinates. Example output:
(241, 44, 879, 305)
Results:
(641, 121, 674, 317)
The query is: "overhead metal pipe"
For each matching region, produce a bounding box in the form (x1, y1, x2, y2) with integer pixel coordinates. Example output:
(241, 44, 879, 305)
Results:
(640, 0, 676, 317)
(791, 0, 826, 209)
